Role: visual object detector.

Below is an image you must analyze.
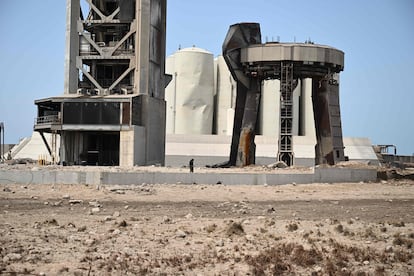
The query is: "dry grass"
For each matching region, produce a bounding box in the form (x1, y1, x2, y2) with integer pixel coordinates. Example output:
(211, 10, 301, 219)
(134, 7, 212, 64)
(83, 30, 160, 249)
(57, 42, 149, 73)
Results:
(245, 243, 323, 274)
(225, 221, 245, 236)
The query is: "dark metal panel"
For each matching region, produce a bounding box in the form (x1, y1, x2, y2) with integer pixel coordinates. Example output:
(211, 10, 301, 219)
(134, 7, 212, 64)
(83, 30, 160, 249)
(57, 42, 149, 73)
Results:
(122, 102, 131, 125)
(222, 23, 262, 89)
(63, 101, 121, 125)
(83, 102, 101, 124)
(150, 0, 161, 27)
(131, 96, 143, 126)
(101, 102, 121, 125)
(119, 0, 135, 21)
(63, 102, 82, 124)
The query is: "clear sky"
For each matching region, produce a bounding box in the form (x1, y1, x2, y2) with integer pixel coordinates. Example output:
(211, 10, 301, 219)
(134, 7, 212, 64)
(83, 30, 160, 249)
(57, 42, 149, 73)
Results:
(0, 0, 413, 155)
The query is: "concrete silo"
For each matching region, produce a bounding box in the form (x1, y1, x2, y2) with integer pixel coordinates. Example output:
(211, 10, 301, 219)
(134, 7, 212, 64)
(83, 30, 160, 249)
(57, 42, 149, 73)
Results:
(214, 56, 237, 135)
(166, 47, 215, 134)
(165, 54, 176, 134)
(260, 79, 301, 137)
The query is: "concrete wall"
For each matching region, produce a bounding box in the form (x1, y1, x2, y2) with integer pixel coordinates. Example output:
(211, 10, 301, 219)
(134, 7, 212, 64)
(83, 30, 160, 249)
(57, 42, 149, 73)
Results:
(0, 167, 377, 186)
(165, 134, 379, 167)
(132, 95, 166, 166)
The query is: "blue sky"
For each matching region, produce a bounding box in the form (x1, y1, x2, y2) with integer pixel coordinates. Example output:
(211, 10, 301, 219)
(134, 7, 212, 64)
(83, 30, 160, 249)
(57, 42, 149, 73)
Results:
(0, 0, 413, 155)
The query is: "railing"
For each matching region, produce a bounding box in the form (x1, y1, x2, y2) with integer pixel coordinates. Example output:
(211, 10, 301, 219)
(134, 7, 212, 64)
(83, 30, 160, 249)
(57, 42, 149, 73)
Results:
(35, 115, 60, 125)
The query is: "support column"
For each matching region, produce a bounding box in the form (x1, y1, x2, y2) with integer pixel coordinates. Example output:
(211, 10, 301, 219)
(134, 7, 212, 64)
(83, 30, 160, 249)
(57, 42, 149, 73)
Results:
(228, 85, 248, 166)
(64, 0, 80, 94)
(236, 79, 261, 166)
(312, 74, 345, 165)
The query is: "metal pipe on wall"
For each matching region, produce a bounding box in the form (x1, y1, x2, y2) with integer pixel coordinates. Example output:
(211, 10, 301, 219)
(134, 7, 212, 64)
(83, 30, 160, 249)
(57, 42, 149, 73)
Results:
(0, 122, 4, 162)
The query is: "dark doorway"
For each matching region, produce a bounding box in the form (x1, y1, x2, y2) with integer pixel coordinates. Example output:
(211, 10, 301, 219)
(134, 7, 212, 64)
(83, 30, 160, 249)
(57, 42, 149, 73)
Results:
(85, 133, 120, 166)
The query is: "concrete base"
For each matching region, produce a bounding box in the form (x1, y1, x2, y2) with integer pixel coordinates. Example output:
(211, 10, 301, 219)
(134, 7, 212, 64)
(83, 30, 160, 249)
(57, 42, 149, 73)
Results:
(0, 167, 377, 186)
(120, 126, 146, 166)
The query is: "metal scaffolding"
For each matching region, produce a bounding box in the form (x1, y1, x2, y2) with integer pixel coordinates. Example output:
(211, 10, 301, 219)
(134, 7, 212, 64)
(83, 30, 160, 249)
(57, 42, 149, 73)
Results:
(278, 62, 294, 166)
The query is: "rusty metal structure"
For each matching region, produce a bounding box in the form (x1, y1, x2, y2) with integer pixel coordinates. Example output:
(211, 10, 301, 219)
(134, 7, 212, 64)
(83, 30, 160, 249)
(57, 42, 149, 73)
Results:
(221, 23, 346, 167)
(34, 0, 168, 166)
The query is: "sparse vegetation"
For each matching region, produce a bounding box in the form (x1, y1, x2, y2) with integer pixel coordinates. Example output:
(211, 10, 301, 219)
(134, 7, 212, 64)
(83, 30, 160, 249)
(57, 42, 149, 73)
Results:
(286, 222, 299, 232)
(1, 182, 413, 275)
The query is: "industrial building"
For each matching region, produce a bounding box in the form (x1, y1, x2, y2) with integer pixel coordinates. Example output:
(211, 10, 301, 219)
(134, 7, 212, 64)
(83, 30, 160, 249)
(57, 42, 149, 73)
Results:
(33, 0, 168, 166)
(165, 23, 353, 167)
(164, 45, 378, 167)
(25, 1, 378, 168)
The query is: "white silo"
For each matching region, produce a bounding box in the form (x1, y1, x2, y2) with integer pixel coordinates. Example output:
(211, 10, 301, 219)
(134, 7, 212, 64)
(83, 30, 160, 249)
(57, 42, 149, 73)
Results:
(300, 78, 316, 138)
(292, 79, 301, 136)
(215, 56, 237, 135)
(260, 79, 280, 136)
(260, 79, 301, 136)
(165, 54, 176, 134)
(171, 47, 215, 134)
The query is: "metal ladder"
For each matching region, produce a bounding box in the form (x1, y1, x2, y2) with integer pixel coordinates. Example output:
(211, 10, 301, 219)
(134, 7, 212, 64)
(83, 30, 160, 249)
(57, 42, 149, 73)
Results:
(278, 62, 294, 166)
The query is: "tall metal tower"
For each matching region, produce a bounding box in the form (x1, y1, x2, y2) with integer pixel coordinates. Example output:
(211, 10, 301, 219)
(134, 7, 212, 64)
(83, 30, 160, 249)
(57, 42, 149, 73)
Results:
(34, 0, 168, 166)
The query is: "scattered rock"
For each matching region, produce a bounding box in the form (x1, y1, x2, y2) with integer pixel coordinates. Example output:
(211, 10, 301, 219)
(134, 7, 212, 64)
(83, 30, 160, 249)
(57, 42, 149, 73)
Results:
(84, 239, 95, 247)
(215, 239, 224, 247)
(91, 207, 100, 214)
(62, 195, 71, 200)
(185, 213, 193, 219)
(267, 161, 288, 169)
(163, 216, 172, 224)
(385, 245, 393, 252)
(44, 219, 59, 226)
(89, 201, 101, 208)
(113, 211, 120, 217)
(363, 260, 370, 265)
(4, 253, 22, 262)
(77, 225, 87, 232)
(245, 234, 254, 242)
(112, 229, 121, 236)
(204, 224, 217, 233)
(314, 266, 322, 272)
(69, 199, 83, 204)
(118, 220, 128, 227)
(176, 230, 187, 238)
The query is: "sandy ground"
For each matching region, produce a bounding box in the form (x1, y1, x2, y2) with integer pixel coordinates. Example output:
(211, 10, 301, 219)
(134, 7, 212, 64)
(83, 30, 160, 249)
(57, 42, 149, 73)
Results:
(1, 180, 414, 275)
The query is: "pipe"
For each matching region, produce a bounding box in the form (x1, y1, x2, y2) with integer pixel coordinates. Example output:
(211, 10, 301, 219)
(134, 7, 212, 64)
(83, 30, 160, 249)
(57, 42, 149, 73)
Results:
(0, 122, 4, 162)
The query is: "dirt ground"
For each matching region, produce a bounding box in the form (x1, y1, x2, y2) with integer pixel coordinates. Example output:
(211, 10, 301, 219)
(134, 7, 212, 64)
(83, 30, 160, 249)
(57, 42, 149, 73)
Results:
(1, 179, 414, 275)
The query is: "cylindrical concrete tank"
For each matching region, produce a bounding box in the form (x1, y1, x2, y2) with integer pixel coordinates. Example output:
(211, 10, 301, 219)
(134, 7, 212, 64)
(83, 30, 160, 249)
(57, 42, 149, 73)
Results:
(292, 79, 301, 136)
(260, 79, 301, 136)
(172, 47, 214, 134)
(165, 54, 176, 134)
(300, 78, 316, 138)
(215, 56, 237, 135)
(260, 79, 280, 136)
